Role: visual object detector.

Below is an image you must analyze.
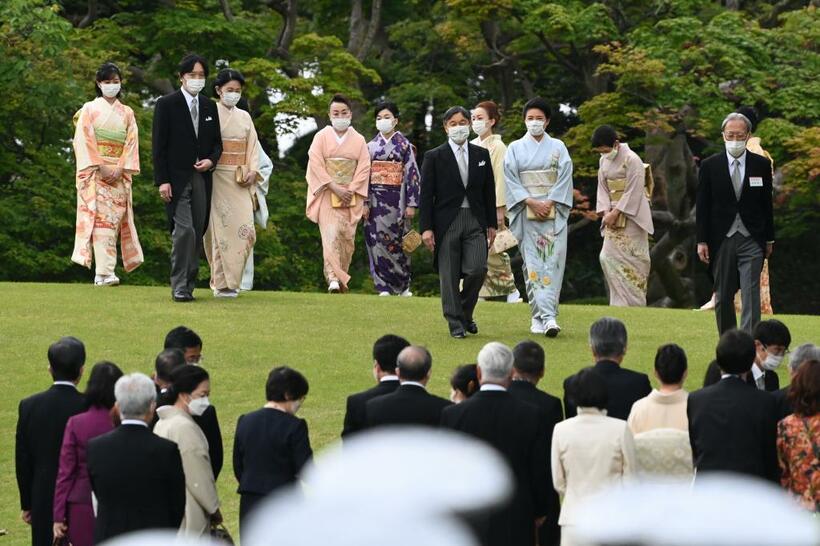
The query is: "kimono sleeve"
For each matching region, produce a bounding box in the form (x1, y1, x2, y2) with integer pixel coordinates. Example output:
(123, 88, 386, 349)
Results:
(306, 131, 331, 196)
(596, 158, 610, 214)
(503, 142, 529, 212)
(614, 152, 646, 217)
(118, 106, 140, 175)
(73, 104, 103, 173)
(402, 138, 421, 208)
(548, 142, 574, 209)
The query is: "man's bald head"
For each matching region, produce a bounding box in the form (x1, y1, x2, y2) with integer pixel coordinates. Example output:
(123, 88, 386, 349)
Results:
(397, 346, 433, 382)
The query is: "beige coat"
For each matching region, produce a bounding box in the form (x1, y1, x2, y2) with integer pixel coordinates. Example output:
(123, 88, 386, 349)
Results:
(627, 389, 689, 435)
(154, 406, 219, 536)
(551, 407, 636, 526)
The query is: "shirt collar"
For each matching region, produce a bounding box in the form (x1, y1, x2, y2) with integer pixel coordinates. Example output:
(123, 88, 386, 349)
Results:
(480, 384, 506, 392)
(448, 138, 468, 156)
(400, 381, 426, 390)
(120, 419, 149, 428)
(380, 375, 399, 383)
(181, 87, 198, 109)
(577, 407, 607, 416)
(726, 149, 747, 166)
(53, 381, 78, 389)
(750, 364, 764, 381)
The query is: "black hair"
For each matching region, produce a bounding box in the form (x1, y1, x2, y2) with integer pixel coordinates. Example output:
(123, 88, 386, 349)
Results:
(155, 348, 186, 383)
(397, 347, 432, 382)
(591, 125, 619, 148)
(450, 364, 478, 397)
(167, 365, 209, 402)
(373, 334, 410, 373)
(48, 336, 86, 381)
(178, 53, 209, 78)
(164, 326, 203, 350)
(522, 97, 551, 119)
(329, 93, 352, 109)
(703, 360, 722, 387)
(736, 106, 759, 132)
(213, 68, 245, 96)
(753, 319, 791, 349)
(95, 62, 123, 98)
(374, 100, 400, 119)
(443, 106, 470, 123)
(513, 340, 545, 376)
(572, 367, 609, 410)
(716, 329, 756, 375)
(266, 366, 309, 402)
(654, 344, 687, 385)
(84, 361, 123, 409)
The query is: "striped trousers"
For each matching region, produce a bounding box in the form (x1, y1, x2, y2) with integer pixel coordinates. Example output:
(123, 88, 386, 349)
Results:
(438, 209, 488, 332)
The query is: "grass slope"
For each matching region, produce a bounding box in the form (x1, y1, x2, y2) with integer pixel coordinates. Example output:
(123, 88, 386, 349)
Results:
(1, 282, 817, 544)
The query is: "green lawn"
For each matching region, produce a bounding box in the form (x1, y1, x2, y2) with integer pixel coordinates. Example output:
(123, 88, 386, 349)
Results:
(1, 282, 817, 544)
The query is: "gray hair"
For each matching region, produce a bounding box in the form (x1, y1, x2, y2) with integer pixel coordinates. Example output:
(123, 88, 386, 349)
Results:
(589, 317, 628, 358)
(477, 342, 514, 382)
(790, 343, 820, 373)
(115, 373, 157, 419)
(721, 112, 752, 133)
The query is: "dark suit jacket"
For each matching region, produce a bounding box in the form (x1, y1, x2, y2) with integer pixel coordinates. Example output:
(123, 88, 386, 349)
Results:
(152, 89, 222, 231)
(687, 376, 779, 482)
(419, 141, 497, 268)
(507, 380, 563, 545)
(15, 384, 85, 546)
(744, 368, 780, 392)
(87, 424, 186, 543)
(441, 390, 550, 546)
(341, 379, 400, 438)
(365, 383, 452, 428)
(233, 408, 313, 496)
(696, 150, 774, 260)
(772, 386, 793, 419)
(563, 360, 652, 420)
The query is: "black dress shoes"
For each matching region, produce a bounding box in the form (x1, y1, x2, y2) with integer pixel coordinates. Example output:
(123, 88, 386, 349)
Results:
(450, 329, 467, 339)
(465, 321, 478, 335)
(173, 294, 194, 302)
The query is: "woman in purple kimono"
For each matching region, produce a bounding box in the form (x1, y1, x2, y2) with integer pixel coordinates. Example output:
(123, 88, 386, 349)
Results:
(363, 101, 421, 296)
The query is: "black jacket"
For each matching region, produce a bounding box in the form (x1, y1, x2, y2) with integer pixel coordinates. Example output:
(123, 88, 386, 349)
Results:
(772, 386, 793, 419)
(152, 89, 223, 231)
(341, 379, 400, 438)
(744, 367, 780, 392)
(696, 150, 774, 261)
(563, 360, 652, 420)
(15, 384, 86, 546)
(687, 376, 779, 482)
(233, 408, 313, 496)
(419, 141, 497, 268)
(441, 390, 550, 546)
(365, 383, 452, 428)
(87, 424, 186, 543)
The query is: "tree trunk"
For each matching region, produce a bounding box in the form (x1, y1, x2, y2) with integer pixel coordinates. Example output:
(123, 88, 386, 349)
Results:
(219, 0, 235, 21)
(77, 0, 98, 28)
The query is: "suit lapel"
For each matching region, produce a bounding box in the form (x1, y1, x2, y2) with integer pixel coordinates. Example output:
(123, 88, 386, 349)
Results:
(717, 153, 738, 203)
(441, 142, 463, 187)
(738, 153, 752, 202)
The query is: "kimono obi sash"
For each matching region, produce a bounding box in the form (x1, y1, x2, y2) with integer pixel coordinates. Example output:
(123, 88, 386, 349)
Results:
(219, 138, 247, 166)
(326, 158, 358, 208)
(521, 170, 556, 220)
(606, 178, 628, 228)
(370, 160, 403, 186)
(94, 127, 126, 162)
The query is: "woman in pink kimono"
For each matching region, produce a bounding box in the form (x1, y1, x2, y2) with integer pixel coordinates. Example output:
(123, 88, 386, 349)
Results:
(71, 63, 142, 285)
(305, 94, 371, 292)
(592, 125, 654, 306)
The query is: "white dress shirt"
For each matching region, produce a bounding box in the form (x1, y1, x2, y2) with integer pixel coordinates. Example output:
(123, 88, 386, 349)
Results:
(380, 375, 399, 383)
(449, 138, 471, 208)
(400, 381, 426, 390)
(52, 381, 78, 389)
(181, 86, 199, 111)
(120, 419, 149, 428)
(480, 384, 506, 392)
(726, 149, 747, 183)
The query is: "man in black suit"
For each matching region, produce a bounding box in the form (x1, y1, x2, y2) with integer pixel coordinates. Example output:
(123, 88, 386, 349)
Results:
(153, 53, 223, 302)
(341, 334, 409, 438)
(563, 317, 651, 420)
(16, 337, 86, 546)
(509, 340, 563, 546)
(88, 373, 186, 542)
(696, 112, 774, 334)
(419, 106, 497, 338)
(365, 346, 452, 428)
(746, 319, 791, 392)
(441, 342, 549, 546)
(687, 329, 779, 482)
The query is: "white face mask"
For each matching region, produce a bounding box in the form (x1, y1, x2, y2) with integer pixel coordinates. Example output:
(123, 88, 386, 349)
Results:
(187, 395, 210, 416)
(471, 120, 489, 137)
(601, 147, 618, 161)
(331, 117, 351, 132)
(725, 139, 746, 158)
(376, 118, 395, 134)
(100, 83, 121, 98)
(184, 77, 206, 95)
(526, 120, 545, 137)
(221, 91, 241, 108)
(761, 352, 785, 371)
(448, 125, 470, 145)
(291, 399, 303, 414)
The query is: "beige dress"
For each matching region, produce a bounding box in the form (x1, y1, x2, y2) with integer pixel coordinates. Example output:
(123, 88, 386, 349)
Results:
(627, 389, 689, 435)
(154, 406, 220, 536)
(203, 102, 260, 291)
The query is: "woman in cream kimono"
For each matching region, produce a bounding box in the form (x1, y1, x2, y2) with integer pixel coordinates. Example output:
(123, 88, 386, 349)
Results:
(72, 62, 142, 285)
(204, 69, 260, 298)
(471, 101, 522, 303)
(504, 98, 573, 337)
(592, 125, 654, 307)
(306, 94, 371, 292)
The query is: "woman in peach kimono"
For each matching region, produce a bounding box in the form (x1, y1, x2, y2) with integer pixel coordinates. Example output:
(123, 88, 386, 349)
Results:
(306, 94, 371, 292)
(71, 62, 142, 285)
(203, 69, 260, 298)
(592, 126, 654, 307)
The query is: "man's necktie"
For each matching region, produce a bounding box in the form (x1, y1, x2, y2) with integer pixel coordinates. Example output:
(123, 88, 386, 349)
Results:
(190, 99, 199, 138)
(456, 146, 468, 187)
(732, 158, 742, 200)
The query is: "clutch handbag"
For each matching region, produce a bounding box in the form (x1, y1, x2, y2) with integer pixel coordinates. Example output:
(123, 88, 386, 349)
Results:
(402, 229, 422, 254)
(234, 165, 246, 186)
(210, 523, 235, 545)
(491, 228, 518, 255)
(607, 178, 628, 229)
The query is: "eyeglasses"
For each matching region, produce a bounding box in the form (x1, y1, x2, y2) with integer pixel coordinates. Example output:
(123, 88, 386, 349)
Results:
(723, 132, 748, 141)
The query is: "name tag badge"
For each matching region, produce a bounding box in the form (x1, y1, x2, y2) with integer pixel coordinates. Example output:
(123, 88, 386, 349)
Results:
(749, 177, 763, 187)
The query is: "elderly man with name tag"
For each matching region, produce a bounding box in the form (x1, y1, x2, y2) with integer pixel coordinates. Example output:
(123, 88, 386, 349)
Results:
(696, 112, 774, 335)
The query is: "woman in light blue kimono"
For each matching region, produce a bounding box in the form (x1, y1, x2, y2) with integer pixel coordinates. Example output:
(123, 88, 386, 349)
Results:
(504, 98, 573, 337)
